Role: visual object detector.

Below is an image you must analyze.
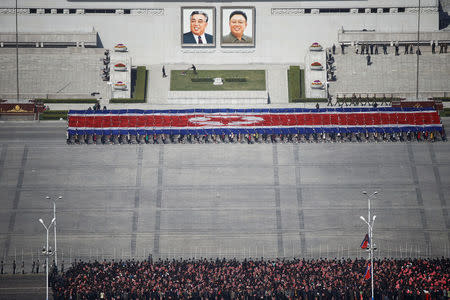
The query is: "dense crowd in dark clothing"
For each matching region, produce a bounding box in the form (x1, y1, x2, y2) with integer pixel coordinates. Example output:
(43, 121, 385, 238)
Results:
(51, 258, 449, 300)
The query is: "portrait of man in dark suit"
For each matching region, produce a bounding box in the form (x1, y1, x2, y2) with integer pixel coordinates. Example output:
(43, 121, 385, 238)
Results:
(182, 8, 215, 47)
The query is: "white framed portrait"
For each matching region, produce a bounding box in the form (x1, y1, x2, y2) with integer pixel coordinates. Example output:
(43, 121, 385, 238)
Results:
(181, 7, 216, 48)
(221, 7, 255, 47)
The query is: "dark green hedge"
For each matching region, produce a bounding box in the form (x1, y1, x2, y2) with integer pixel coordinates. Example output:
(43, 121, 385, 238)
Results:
(190, 78, 247, 83)
(291, 98, 328, 103)
(39, 110, 68, 120)
(430, 97, 450, 102)
(109, 98, 146, 103)
(299, 69, 305, 99)
(441, 108, 450, 117)
(111, 66, 147, 103)
(37, 99, 98, 104)
(288, 66, 301, 103)
(224, 78, 247, 82)
(132, 66, 147, 100)
(191, 78, 214, 82)
(337, 97, 402, 102)
(288, 66, 306, 103)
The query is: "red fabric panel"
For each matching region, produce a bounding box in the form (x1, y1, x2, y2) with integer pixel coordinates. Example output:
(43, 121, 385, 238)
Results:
(405, 113, 415, 125)
(119, 115, 129, 127)
(397, 113, 408, 125)
(330, 114, 339, 125)
(304, 114, 313, 125)
(311, 114, 322, 125)
(322, 114, 331, 126)
(347, 114, 357, 125)
(338, 114, 347, 126)
(380, 113, 390, 125)
(372, 113, 381, 125)
(430, 112, 441, 124)
(296, 114, 305, 125)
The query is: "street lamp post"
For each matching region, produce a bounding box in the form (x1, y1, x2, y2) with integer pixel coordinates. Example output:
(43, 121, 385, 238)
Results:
(46, 195, 62, 267)
(416, 0, 421, 99)
(39, 218, 55, 300)
(360, 191, 377, 300)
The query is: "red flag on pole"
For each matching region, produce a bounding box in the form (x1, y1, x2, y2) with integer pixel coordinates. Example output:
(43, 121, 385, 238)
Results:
(364, 262, 371, 280)
(360, 233, 370, 249)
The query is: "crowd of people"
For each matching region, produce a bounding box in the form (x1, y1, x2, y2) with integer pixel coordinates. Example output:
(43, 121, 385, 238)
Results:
(67, 129, 446, 145)
(50, 257, 449, 300)
(335, 42, 448, 56)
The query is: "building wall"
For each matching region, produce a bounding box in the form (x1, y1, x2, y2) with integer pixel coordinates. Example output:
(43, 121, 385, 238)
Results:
(0, 0, 440, 65)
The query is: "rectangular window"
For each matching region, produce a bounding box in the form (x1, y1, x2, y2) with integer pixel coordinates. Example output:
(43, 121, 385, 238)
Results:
(69, 9, 76, 14)
(44, 9, 51, 14)
(370, 8, 377, 13)
(358, 8, 365, 13)
(30, 8, 37, 14)
(319, 8, 348, 13)
(57, 9, 63, 14)
(398, 7, 405, 13)
(383, 8, 389, 13)
(86, 9, 116, 14)
(305, 9, 311, 14)
(124, 9, 131, 14)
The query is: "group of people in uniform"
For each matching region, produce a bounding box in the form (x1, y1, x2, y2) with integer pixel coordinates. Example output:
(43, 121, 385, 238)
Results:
(67, 129, 446, 145)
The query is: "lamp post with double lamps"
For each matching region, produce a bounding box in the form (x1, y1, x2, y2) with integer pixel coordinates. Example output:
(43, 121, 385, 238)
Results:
(360, 191, 377, 300)
(39, 218, 55, 300)
(46, 195, 62, 267)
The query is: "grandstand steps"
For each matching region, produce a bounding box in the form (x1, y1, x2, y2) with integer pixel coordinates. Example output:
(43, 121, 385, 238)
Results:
(0, 47, 108, 100)
(328, 46, 450, 99)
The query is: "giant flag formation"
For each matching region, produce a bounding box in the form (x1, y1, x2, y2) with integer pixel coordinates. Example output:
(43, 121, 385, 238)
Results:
(67, 107, 443, 136)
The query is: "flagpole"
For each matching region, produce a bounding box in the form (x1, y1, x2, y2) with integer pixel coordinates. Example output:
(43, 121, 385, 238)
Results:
(361, 191, 377, 300)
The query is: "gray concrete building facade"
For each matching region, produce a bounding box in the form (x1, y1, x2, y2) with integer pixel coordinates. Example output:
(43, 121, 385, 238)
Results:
(0, 0, 441, 65)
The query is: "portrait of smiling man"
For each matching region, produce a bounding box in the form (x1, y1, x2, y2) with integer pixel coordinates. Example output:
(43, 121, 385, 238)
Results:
(183, 10, 214, 45)
(221, 7, 255, 47)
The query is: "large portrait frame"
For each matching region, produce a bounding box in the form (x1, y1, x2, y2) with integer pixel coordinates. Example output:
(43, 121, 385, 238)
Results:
(220, 6, 255, 48)
(181, 7, 216, 48)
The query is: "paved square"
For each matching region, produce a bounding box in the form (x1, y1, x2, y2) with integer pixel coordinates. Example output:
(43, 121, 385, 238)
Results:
(0, 123, 449, 270)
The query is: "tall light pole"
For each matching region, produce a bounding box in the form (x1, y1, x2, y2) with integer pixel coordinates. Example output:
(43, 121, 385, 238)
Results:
(360, 191, 377, 300)
(15, 0, 19, 101)
(46, 195, 62, 267)
(39, 218, 55, 300)
(416, 0, 421, 99)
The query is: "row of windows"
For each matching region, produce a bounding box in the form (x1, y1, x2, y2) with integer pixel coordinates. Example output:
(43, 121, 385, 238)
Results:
(318, 7, 406, 13)
(29, 8, 131, 14)
(26, 7, 406, 15)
